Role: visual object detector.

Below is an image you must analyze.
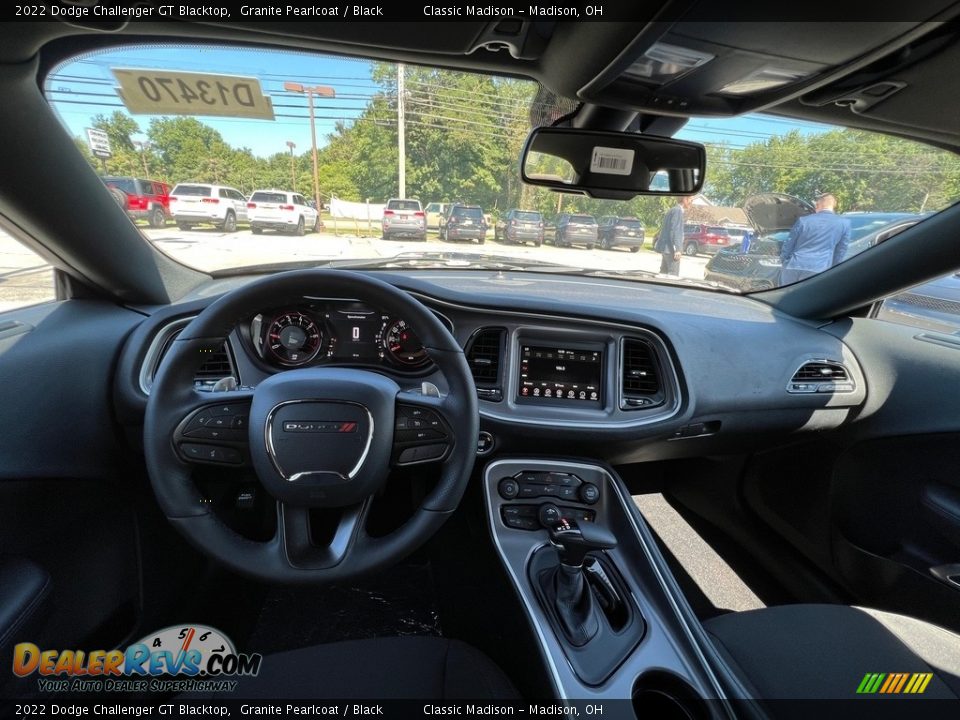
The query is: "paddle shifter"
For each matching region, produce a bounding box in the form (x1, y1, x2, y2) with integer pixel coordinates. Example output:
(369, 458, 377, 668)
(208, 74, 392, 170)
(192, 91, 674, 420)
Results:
(539, 505, 617, 647)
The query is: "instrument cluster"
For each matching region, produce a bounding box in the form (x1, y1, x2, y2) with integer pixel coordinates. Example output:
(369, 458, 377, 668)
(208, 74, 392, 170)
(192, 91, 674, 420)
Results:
(248, 299, 437, 371)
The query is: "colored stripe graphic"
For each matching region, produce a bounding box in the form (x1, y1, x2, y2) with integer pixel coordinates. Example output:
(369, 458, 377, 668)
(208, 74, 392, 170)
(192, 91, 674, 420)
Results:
(893, 673, 909, 693)
(879, 674, 896, 693)
(857, 672, 932, 694)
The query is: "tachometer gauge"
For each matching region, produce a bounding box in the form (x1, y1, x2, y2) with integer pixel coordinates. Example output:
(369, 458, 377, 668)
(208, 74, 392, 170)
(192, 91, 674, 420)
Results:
(382, 318, 429, 366)
(266, 311, 323, 366)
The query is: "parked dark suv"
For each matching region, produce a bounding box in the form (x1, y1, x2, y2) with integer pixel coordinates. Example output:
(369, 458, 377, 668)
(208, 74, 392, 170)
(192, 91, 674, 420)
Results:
(598, 216, 644, 252)
(546, 213, 598, 249)
(439, 204, 487, 243)
(101, 176, 171, 228)
(495, 209, 544, 246)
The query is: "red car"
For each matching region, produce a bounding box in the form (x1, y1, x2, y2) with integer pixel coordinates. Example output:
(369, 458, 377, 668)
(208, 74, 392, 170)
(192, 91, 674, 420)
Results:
(682, 223, 733, 256)
(102, 176, 171, 228)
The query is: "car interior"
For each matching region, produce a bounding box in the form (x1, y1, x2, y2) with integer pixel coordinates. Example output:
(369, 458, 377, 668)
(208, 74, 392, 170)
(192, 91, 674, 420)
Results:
(4, 9, 960, 719)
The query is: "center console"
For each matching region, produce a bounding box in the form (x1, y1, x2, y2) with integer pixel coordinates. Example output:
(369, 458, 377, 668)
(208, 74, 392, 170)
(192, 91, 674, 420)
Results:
(484, 459, 736, 718)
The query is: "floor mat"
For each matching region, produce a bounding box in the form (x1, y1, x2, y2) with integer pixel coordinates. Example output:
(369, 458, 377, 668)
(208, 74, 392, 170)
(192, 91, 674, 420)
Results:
(247, 561, 442, 655)
(634, 493, 765, 616)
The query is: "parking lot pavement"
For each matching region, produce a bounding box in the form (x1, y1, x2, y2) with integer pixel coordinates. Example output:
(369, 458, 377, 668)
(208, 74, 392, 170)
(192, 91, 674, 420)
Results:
(0, 231, 56, 311)
(143, 226, 711, 281)
(0, 225, 710, 309)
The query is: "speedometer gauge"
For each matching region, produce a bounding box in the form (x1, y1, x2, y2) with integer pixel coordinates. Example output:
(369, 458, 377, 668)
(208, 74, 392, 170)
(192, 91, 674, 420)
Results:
(382, 319, 429, 366)
(266, 311, 323, 366)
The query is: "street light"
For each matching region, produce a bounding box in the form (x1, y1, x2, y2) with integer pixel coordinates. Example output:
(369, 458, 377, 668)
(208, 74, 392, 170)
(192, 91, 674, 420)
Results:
(285, 140, 296, 191)
(284, 81, 335, 213)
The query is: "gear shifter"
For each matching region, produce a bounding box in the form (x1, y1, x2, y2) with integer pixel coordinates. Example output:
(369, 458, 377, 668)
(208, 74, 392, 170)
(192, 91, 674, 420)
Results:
(547, 515, 617, 567)
(539, 508, 617, 647)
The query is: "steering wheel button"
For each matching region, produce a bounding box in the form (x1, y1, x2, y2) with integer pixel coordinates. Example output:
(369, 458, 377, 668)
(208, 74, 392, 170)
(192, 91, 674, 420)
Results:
(231, 415, 248, 429)
(417, 443, 447, 460)
(395, 416, 410, 430)
(398, 447, 418, 463)
(220, 447, 242, 464)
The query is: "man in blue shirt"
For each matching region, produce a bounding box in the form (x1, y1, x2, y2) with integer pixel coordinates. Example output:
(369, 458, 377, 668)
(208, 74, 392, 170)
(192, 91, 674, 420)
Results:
(779, 192, 851, 285)
(655, 195, 693, 276)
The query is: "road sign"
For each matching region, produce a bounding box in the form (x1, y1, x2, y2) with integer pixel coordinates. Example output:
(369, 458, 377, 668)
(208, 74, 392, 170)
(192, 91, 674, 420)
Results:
(85, 128, 112, 159)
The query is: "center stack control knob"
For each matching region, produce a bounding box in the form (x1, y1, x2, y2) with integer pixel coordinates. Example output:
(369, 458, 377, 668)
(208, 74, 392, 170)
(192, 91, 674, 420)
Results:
(538, 502, 562, 527)
(498, 477, 520, 500)
(579, 483, 600, 505)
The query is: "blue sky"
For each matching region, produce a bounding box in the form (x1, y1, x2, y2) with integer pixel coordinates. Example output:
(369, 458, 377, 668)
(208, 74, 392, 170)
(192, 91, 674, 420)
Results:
(48, 46, 379, 157)
(47, 45, 831, 160)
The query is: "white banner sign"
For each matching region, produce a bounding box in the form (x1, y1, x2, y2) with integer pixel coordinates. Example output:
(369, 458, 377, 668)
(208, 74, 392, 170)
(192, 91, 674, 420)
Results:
(329, 197, 386, 221)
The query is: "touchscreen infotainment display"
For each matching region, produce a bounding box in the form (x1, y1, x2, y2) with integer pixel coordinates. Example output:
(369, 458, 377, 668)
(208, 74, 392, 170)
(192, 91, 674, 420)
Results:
(518, 345, 602, 403)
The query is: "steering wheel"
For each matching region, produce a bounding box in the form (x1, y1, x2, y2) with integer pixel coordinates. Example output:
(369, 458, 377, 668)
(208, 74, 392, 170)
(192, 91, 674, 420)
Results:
(143, 269, 479, 583)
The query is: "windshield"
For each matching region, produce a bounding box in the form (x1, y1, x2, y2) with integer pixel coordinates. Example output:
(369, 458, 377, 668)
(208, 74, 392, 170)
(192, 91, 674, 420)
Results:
(46, 44, 960, 292)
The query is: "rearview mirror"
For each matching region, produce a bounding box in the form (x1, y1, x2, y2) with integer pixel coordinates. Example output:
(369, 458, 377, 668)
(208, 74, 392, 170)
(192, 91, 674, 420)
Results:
(520, 127, 705, 200)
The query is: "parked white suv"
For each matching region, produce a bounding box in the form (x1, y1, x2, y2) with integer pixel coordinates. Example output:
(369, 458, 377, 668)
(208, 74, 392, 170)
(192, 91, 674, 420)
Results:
(169, 183, 248, 232)
(247, 190, 320, 236)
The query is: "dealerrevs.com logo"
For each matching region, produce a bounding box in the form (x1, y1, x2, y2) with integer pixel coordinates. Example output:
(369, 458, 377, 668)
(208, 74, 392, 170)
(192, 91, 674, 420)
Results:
(12, 624, 262, 693)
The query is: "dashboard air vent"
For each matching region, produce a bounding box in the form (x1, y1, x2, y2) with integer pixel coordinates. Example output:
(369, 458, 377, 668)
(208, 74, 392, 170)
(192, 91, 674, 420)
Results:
(791, 361, 848, 382)
(788, 360, 853, 393)
(194, 343, 236, 387)
(144, 325, 238, 394)
(466, 327, 505, 401)
(621, 338, 664, 409)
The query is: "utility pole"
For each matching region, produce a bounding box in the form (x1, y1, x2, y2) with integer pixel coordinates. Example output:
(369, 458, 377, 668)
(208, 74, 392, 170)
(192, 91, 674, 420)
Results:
(398, 63, 406, 199)
(284, 81, 335, 213)
(134, 140, 150, 176)
(286, 140, 296, 191)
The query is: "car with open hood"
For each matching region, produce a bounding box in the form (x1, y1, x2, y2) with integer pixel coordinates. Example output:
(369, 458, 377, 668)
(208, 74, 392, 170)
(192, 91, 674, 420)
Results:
(705, 194, 927, 291)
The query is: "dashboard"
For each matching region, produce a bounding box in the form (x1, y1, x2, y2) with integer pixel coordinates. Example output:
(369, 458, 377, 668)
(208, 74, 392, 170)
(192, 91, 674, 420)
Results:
(117, 270, 869, 463)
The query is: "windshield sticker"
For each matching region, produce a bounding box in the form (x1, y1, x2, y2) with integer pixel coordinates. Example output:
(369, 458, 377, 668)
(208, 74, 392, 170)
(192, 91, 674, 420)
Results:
(113, 68, 275, 120)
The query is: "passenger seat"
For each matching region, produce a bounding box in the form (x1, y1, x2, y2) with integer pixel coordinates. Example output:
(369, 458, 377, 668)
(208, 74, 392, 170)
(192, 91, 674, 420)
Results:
(704, 604, 960, 699)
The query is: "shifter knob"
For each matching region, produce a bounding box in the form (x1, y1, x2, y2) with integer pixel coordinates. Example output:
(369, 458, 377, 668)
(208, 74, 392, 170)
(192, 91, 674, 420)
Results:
(547, 517, 617, 568)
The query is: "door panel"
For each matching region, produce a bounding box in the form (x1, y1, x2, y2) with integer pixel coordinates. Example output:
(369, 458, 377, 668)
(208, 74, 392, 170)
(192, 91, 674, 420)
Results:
(0, 299, 151, 669)
(637, 316, 960, 632)
(740, 317, 960, 631)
